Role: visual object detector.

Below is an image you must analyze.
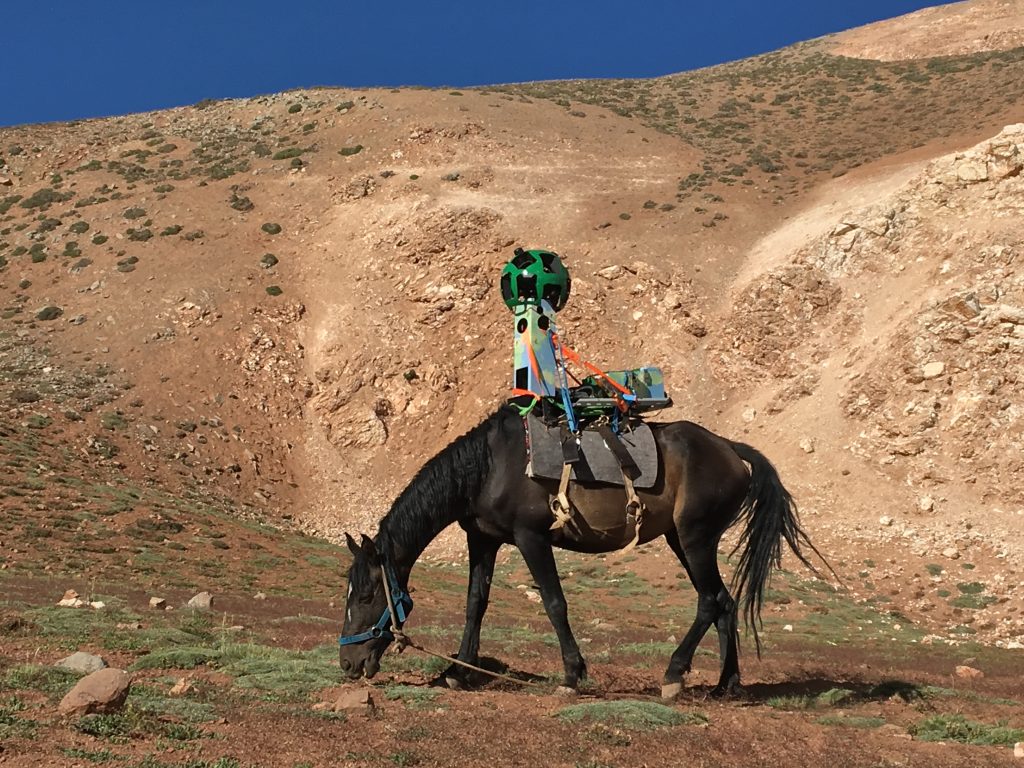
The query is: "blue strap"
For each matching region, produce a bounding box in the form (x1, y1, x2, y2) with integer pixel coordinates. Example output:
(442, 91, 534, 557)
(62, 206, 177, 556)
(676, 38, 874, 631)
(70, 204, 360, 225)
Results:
(338, 560, 413, 647)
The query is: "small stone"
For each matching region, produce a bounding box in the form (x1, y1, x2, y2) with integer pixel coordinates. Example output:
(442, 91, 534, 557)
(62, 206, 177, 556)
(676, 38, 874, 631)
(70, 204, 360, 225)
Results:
(332, 689, 374, 713)
(149, 597, 167, 610)
(921, 361, 945, 379)
(798, 438, 815, 454)
(58, 668, 132, 717)
(919, 496, 935, 512)
(55, 652, 107, 675)
(187, 592, 214, 610)
(524, 589, 542, 604)
(783, 624, 793, 632)
(89, 601, 105, 610)
(253, 592, 267, 601)
(879, 516, 893, 527)
(942, 547, 960, 560)
(955, 665, 984, 680)
(169, 678, 194, 696)
(597, 265, 623, 281)
(742, 408, 757, 423)
(1013, 741, 1023, 759)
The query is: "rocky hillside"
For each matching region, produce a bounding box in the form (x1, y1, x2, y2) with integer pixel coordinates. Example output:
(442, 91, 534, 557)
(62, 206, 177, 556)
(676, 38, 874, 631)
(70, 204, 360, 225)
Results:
(1, 4, 1023, 647)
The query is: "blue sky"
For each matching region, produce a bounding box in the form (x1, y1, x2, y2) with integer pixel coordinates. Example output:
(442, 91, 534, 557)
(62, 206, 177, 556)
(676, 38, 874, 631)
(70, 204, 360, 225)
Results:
(2, 1, 955, 128)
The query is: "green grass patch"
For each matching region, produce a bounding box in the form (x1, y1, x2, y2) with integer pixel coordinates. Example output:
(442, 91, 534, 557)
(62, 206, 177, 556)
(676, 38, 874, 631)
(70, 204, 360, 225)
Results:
(815, 715, 886, 729)
(765, 687, 853, 710)
(1, 667, 80, 704)
(217, 642, 340, 699)
(58, 747, 119, 762)
(557, 700, 706, 730)
(129, 647, 221, 671)
(0, 695, 37, 740)
(383, 684, 441, 709)
(911, 714, 1024, 746)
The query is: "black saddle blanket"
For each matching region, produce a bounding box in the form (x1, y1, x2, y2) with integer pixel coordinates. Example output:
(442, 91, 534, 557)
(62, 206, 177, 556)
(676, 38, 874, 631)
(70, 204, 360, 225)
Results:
(525, 413, 659, 489)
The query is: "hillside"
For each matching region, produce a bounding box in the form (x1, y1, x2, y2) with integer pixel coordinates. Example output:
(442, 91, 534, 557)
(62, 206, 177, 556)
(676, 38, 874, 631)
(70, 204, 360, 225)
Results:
(1, 1, 1023, 651)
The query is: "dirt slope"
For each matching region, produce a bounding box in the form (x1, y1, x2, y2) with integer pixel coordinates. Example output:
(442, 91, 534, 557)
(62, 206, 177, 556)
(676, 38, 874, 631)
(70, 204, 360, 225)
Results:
(832, 0, 1024, 60)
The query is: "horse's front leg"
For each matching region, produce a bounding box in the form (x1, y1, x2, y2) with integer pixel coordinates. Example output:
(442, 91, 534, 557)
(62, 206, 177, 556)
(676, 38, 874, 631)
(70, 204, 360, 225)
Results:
(445, 530, 501, 689)
(514, 527, 586, 691)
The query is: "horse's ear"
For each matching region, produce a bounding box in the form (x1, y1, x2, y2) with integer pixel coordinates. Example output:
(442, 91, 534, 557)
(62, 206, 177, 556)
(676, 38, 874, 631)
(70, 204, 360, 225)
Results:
(345, 533, 361, 558)
(360, 534, 380, 565)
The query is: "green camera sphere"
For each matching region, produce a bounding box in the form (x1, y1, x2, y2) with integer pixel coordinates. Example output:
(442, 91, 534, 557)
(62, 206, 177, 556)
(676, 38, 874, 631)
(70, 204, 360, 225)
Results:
(499, 248, 571, 312)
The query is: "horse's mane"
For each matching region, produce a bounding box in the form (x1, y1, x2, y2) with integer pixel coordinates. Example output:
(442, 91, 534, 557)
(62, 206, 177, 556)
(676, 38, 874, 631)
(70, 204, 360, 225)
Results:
(378, 406, 513, 558)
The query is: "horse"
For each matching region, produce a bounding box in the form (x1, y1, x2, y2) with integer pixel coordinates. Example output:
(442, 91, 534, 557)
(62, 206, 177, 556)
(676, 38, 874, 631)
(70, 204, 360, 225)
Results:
(337, 403, 826, 697)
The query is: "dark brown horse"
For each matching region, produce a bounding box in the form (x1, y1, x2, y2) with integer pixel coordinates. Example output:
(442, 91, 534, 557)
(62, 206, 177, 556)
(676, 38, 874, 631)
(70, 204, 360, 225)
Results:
(338, 404, 826, 696)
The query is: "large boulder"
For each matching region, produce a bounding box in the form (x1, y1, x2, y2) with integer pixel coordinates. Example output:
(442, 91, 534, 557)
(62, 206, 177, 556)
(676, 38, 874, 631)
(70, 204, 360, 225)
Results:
(58, 668, 131, 717)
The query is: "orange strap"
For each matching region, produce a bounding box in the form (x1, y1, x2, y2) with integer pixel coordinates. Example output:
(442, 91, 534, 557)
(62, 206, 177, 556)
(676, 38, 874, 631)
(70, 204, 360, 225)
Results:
(551, 334, 631, 411)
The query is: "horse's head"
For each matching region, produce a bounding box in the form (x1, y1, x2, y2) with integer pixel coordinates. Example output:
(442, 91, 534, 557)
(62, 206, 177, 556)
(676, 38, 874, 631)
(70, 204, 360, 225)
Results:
(338, 533, 394, 679)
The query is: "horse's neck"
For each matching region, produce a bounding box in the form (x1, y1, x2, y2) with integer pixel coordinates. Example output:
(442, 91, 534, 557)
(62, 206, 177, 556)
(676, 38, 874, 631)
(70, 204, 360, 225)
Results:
(379, 501, 462, 585)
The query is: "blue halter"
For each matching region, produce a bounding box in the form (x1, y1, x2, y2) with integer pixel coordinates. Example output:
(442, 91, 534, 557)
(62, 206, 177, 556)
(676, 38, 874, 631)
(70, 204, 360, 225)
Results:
(338, 559, 413, 647)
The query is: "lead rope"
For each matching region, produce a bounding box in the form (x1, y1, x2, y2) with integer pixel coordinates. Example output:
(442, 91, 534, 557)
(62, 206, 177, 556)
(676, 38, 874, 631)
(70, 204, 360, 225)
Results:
(379, 565, 547, 690)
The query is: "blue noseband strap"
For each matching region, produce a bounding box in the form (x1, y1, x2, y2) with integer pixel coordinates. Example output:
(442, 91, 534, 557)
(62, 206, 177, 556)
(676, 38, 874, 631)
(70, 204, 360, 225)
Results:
(338, 560, 413, 647)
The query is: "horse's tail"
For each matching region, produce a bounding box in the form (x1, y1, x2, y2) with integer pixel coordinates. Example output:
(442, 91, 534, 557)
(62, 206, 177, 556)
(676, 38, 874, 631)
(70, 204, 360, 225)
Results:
(727, 441, 833, 656)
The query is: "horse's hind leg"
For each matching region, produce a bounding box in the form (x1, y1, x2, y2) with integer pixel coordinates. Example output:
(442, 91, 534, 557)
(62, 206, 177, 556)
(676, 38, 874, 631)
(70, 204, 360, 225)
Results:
(445, 530, 501, 689)
(661, 529, 740, 698)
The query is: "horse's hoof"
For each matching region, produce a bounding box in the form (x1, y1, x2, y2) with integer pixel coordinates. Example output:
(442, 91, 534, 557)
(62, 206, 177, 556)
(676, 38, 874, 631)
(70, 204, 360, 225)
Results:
(555, 685, 578, 698)
(444, 676, 464, 691)
(661, 682, 682, 701)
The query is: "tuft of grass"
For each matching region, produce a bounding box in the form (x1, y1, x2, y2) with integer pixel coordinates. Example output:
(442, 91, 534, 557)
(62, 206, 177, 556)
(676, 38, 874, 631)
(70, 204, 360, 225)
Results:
(338, 145, 364, 156)
(556, 700, 706, 731)
(911, 714, 1024, 746)
(261, 222, 282, 235)
(265, 286, 283, 296)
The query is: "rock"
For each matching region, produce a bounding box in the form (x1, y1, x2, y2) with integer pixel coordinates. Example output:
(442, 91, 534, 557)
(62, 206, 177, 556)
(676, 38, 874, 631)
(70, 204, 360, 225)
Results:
(597, 265, 623, 281)
(58, 589, 86, 608)
(1013, 741, 1023, 759)
(149, 597, 167, 610)
(955, 160, 988, 183)
(879, 516, 893, 527)
(169, 678, 194, 696)
(955, 665, 984, 680)
(921, 361, 945, 379)
(58, 668, 131, 717)
(0, 175, 12, 186)
(942, 547, 960, 560)
(783, 624, 793, 632)
(187, 592, 214, 610)
(55, 652, 108, 674)
(524, 589, 542, 604)
(742, 408, 757, 423)
(89, 601, 105, 610)
(330, 689, 374, 713)
(798, 438, 815, 454)
(253, 592, 267, 600)
(919, 496, 935, 513)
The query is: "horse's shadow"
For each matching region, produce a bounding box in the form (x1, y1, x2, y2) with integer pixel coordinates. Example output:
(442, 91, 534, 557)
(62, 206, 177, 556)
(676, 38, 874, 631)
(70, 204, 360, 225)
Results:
(427, 656, 549, 690)
(427, 664, 929, 705)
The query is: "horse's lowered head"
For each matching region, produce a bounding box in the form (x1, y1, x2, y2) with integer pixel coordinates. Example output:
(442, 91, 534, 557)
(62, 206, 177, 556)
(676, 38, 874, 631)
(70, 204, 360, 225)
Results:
(338, 533, 410, 679)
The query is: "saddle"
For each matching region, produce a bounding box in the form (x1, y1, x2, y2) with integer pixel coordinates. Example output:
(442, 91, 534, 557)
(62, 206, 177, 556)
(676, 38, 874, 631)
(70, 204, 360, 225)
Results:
(523, 409, 659, 552)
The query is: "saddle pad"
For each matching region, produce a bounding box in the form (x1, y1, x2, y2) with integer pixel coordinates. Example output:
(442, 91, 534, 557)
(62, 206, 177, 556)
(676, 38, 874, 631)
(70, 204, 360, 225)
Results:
(525, 413, 659, 489)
